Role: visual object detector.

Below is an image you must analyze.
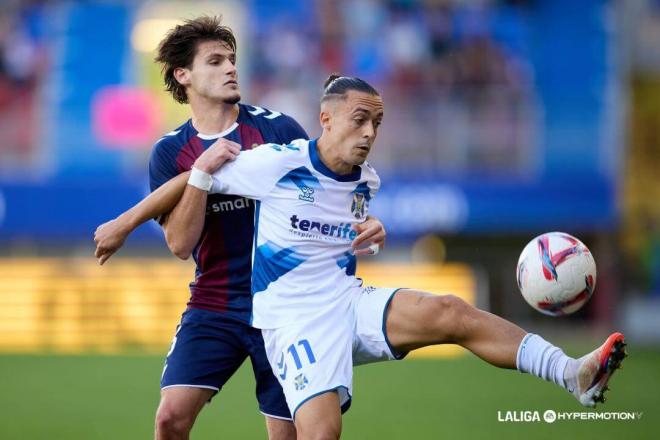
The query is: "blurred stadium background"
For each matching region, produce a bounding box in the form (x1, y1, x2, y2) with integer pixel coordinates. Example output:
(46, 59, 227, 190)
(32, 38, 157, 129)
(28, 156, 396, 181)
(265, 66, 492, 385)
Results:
(0, 0, 659, 438)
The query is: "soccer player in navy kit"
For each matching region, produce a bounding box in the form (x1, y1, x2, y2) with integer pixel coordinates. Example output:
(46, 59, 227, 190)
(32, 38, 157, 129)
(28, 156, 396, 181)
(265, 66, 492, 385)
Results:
(94, 17, 385, 440)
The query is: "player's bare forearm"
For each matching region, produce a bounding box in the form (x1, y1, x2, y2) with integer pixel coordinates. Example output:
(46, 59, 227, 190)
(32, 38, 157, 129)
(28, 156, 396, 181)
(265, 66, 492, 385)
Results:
(94, 172, 189, 265)
(163, 184, 208, 260)
(126, 172, 190, 228)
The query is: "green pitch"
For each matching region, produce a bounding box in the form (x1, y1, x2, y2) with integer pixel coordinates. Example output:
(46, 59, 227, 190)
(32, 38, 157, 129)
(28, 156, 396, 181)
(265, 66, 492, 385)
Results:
(1, 347, 658, 439)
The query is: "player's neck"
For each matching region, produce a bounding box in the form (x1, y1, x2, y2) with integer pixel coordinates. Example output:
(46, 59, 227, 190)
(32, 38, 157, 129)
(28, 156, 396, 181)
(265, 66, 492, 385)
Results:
(189, 98, 239, 135)
(316, 136, 354, 175)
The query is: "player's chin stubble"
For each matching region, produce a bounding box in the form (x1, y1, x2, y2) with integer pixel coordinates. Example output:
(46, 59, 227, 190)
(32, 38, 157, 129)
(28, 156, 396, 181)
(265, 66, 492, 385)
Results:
(224, 94, 241, 105)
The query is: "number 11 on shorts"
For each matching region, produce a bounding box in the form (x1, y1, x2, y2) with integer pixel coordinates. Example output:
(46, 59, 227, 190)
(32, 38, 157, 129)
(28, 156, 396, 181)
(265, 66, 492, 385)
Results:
(289, 339, 316, 368)
(278, 339, 316, 380)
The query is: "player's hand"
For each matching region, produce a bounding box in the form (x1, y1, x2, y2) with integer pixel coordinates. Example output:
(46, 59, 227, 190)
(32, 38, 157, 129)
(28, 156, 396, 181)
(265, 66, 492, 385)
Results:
(193, 139, 241, 174)
(352, 216, 386, 256)
(94, 218, 130, 265)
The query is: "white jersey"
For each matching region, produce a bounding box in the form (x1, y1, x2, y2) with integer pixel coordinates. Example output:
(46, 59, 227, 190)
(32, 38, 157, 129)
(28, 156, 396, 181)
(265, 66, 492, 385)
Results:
(210, 138, 380, 329)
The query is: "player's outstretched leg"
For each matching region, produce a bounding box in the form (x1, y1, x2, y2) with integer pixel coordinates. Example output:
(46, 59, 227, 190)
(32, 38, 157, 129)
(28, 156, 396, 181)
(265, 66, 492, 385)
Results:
(385, 290, 527, 368)
(384, 290, 626, 407)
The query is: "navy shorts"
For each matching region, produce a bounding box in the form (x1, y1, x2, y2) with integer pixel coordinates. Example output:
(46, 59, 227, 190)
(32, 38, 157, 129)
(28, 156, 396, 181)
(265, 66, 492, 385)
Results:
(161, 308, 291, 420)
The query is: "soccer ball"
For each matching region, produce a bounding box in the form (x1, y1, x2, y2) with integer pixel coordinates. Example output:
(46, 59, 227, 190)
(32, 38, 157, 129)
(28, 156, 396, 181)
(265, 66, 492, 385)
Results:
(516, 232, 596, 316)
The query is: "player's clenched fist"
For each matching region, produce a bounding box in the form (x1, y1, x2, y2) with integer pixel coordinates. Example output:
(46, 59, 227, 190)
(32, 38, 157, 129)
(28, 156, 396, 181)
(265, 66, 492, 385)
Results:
(193, 138, 241, 174)
(352, 216, 387, 256)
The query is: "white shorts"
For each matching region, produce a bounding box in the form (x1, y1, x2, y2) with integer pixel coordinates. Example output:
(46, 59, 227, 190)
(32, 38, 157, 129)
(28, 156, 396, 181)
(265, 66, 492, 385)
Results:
(261, 286, 406, 418)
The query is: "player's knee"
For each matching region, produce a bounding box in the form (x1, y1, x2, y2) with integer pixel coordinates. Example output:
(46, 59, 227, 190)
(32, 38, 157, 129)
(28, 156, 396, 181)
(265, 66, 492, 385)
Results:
(155, 404, 194, 438)
(428, 294, 474, 342)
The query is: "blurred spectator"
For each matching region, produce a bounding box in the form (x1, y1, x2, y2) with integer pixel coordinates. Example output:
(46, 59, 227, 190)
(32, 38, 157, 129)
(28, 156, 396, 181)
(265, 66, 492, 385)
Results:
(0, 0, 48, 167)
(246, 0, 538, 174)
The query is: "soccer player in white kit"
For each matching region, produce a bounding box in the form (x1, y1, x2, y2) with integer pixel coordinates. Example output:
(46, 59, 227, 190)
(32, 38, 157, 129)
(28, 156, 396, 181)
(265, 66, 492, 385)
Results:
(97, 75, 627, 439)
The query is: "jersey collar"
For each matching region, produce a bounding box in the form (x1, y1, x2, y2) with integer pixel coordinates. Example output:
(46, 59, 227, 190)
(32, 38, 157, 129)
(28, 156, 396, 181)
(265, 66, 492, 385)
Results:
(193, 121, 239, 140)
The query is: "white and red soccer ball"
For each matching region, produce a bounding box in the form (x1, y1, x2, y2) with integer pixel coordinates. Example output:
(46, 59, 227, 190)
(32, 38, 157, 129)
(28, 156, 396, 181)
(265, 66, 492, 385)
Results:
(516, 232, 596, 316)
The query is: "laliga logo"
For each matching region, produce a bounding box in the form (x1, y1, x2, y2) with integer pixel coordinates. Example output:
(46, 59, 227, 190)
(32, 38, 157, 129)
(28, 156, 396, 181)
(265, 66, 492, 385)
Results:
(499, 409, 642, 423)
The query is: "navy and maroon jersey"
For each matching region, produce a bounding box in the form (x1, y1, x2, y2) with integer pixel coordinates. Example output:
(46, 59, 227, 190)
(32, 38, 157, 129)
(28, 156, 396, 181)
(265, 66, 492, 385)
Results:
(149, 104, 309, 323)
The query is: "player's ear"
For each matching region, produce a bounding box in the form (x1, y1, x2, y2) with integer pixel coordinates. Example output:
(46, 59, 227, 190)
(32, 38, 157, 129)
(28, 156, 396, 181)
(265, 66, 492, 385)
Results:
(319, 108, 332, 131)
(173, 67, 191, 86)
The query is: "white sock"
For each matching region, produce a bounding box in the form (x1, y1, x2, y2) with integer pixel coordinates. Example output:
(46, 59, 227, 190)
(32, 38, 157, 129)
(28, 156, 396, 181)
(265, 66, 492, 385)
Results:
(516, 333, 574, 390)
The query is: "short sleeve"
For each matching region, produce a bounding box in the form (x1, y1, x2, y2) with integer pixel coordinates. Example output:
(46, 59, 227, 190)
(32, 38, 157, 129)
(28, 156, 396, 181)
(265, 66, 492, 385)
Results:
(148, 140, 179, 192)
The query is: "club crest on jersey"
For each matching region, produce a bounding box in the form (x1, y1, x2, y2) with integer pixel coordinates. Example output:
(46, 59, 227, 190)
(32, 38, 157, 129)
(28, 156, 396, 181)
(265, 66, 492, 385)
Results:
(351, 193, 368, 218)
(299, 186, 315, 203)
(294, 373, 309, 391)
